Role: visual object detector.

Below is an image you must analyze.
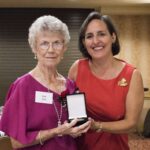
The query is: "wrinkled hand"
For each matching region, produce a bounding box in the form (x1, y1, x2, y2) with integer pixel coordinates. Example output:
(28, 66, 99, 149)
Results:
(55, 118, 92, 137)
(70, 119, 92, 138)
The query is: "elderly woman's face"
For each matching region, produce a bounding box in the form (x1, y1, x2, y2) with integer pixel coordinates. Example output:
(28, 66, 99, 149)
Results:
(35, 31, 67, 67)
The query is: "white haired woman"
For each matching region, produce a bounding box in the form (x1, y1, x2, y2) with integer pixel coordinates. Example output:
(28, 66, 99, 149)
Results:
(0, 15, 91, 150)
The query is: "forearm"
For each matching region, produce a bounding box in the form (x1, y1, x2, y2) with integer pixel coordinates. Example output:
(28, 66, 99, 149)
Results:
(92, 119, 136, 134)
(10, 128, 57, 149)
(36, 128, 57, 145)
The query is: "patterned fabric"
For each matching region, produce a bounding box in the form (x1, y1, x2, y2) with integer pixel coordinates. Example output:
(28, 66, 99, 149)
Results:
(76, 58, 135, 150)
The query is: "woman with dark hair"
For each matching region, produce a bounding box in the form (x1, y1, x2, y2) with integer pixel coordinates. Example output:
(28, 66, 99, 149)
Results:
(68, 11, 144, 150)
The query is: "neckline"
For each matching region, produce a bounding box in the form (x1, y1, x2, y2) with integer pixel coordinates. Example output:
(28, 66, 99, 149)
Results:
(86, 59, 127, 81)
(27, 73, 68, 96)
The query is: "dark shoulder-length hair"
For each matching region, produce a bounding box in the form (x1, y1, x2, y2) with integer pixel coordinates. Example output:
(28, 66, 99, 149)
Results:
(78, 11, 120, 59)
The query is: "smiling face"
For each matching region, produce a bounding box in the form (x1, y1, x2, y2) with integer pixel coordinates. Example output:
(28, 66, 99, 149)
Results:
(83, 19, 116, 60)
(35, 31, 67, 68)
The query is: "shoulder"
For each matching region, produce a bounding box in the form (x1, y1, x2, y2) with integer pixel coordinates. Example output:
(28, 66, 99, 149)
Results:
(4, 73, 32, 103)
(131, 69, 143, 83)
(68, 59, 79, 81)
(66, 78, 75, 85)
(122, 60, 140, 81)
(124, 62, 143, 92)
(70, 58, 88, 68)
(120, 60, 143, 88)
(122, 61, 143, 84)
(66, 78, 76, 94)
(125, 62, 136, 70)
(68, 58, 88, 80)
(68, 60, 79, 81)
(8, 73, 32, 95)
(117, 59, 136, 75)
(13, 73, 32, 88)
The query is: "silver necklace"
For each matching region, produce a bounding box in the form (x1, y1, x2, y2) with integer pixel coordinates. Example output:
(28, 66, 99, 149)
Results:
(53, 98, 63, 127)
(48, 87, 63, 127)
(36, 66, 64, 127)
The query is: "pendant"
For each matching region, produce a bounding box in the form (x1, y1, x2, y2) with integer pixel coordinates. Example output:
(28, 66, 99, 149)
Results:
(58, 120, 61, 127)
(57, 120, 63, 137)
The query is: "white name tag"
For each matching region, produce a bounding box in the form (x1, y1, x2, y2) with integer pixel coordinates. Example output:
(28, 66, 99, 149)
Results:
(35, 91, 53, 104)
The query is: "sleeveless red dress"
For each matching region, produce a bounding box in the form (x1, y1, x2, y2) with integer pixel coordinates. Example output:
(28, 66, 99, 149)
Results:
(76, 59, 135, 150)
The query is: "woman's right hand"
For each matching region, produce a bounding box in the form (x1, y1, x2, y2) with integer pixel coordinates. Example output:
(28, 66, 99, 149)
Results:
(55, 118, 91, 137)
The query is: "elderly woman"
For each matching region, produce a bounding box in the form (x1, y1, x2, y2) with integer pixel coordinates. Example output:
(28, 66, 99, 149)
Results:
(0, 15, 91, 150)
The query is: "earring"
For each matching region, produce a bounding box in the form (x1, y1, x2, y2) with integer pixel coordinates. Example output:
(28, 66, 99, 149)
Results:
(34, 54, 37, 59)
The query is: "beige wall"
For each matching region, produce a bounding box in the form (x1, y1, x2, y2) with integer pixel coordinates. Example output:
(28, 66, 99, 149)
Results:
(100, 6, 150, 98)
(144, 99, 150, 107)
(111, 15, 150, 98)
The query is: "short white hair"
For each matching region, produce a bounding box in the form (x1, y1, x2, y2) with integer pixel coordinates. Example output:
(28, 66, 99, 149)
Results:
(28, 15, 70, 52)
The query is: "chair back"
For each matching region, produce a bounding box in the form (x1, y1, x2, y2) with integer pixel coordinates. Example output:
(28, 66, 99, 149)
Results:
(0, 136, 13, 150)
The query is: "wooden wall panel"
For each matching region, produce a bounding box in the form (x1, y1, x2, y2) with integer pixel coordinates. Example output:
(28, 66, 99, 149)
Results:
(111, 15, 150, 97)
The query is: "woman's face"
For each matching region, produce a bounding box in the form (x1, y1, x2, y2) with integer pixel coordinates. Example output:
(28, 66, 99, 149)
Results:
(35, 31, 67, 68)
(83, 19, 116, 60)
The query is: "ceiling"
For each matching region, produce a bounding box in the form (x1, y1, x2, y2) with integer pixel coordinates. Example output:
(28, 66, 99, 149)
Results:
(0, 0, 149, 8)
(0, 0, 150, 15)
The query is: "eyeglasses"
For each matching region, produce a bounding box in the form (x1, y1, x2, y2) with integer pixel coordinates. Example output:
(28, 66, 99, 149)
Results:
(39, 41, 64, 51)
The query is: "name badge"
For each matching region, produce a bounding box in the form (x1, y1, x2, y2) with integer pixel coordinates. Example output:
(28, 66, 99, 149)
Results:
(35, 91, 53, 104)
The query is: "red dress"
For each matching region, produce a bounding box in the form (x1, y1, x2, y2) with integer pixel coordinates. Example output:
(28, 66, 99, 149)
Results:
(76, 59, 135, 150)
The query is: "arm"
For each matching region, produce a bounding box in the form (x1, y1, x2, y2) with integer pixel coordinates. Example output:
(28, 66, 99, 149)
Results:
(10, 128, 57, 149)
(10, 119, 91, 149)
(68, 60, 79, 81)
(91, 69, 144, 133)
